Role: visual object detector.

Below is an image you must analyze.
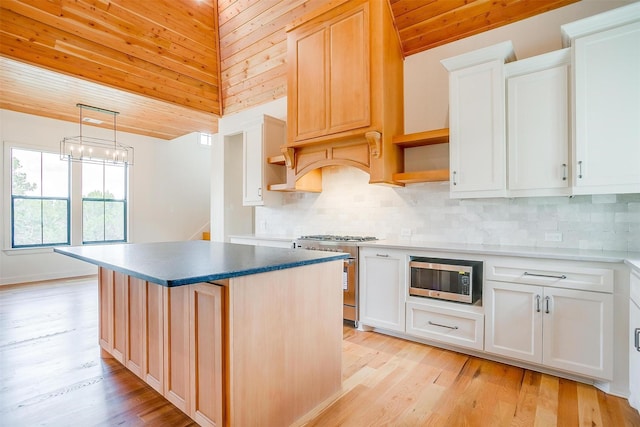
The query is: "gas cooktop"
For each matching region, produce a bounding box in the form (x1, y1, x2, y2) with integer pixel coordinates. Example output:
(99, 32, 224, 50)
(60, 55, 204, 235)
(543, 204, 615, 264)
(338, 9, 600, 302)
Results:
(297, 235, 378, 242)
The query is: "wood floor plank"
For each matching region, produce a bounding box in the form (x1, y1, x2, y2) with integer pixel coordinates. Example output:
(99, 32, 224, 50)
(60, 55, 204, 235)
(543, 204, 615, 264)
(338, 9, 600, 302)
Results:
(1, 277, 639, 426)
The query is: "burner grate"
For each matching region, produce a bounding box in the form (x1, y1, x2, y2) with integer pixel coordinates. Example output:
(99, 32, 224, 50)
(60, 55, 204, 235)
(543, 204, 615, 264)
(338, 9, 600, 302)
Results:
(298, 234, 377, 242)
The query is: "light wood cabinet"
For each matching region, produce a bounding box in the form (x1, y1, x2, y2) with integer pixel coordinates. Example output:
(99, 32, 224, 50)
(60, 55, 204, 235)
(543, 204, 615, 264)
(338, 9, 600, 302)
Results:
(562, 7, 640, 195)
(286, 0, 404, 185)
(485, 276, 613, 380)
(505, 49, 571, 197)
(441, 42, 515, 198)
(163, 285, 191, 413)
(188, 283, 224, 427)
(98, 268, 223, 427)
(359, 247, 406, 332)
(290, 3, 369, 141)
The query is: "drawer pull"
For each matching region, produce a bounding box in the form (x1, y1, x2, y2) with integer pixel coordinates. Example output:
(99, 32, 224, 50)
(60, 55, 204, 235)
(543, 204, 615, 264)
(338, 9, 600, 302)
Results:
(524, 272, 567, 280)
(375, 254, 389, 258)
(635, 328, 640, 352)
(536, 295, 541, 313)
(428, 321, 458, 330)
(545, 296, 551, 314)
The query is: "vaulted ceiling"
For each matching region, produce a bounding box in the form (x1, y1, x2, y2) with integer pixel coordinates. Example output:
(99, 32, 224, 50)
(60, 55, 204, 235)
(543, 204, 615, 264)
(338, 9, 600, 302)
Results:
(0, 0, 578, 140)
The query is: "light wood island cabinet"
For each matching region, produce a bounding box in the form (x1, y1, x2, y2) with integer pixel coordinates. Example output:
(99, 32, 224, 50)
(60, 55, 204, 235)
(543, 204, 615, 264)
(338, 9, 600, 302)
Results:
(65, 241, 348, 427)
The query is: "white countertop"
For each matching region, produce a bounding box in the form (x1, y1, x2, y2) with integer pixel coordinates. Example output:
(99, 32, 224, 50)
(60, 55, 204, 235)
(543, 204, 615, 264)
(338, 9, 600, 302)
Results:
(229, 234, 640, 271)
(360, 239, 640, 264)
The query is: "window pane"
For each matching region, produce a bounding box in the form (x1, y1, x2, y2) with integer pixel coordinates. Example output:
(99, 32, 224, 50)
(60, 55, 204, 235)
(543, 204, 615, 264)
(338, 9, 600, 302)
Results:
(42, 153, 69, 197)
(13, 198, 42, 246)
(82, 162, 104, 198)
(42, 200, 69, 244)
(11, 149, 41, 196)
(83, 200, 105, 242)
(104, 163, 126, 199)
(105, 201, 125, 241)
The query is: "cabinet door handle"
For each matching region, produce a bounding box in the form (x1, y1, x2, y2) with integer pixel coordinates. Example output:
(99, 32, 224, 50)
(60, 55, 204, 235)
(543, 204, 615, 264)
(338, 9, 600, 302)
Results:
(258, 187, 262, 197)
(578, 160, 583, 179)
(375, 254, 389, 258)
(428, 320, 459, 330)
(562, 163, 567, 181)
(635, 328, 640, 352)
(452, 171, 457, 186)
(545, 296, 551, 314)
(524, 272, 567, 280)
(536, 295, 541, 313)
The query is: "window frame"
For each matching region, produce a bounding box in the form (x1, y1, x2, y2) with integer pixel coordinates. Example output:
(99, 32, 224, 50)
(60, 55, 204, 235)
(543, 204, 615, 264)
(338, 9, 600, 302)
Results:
(3, 141, 130, 251)
(81, 161, 128, 244)
(9, 146, 72, 249)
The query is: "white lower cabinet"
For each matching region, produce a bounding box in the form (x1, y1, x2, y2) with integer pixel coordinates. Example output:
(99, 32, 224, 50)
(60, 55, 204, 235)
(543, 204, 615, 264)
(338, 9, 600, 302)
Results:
(485, 280, 613, 380)
(630, 269, 640, 412)
(406, 301, 484, 350)
(359, 248, 406, 332)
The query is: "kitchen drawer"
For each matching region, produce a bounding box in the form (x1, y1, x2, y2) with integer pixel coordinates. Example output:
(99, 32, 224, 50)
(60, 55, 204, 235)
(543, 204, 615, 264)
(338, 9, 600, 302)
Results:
(406, 302, 484, 350)
(486, 258, 613, 293)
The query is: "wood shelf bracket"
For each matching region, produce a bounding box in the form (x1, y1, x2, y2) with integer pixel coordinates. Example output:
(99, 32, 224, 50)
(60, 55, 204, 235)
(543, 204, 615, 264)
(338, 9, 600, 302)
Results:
(282, 147, 295, 169)
(365, 131, 382, 159)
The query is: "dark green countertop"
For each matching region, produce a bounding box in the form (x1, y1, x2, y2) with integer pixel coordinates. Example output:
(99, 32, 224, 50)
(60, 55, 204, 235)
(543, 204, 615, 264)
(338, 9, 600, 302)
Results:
(54, 240, 348, 287)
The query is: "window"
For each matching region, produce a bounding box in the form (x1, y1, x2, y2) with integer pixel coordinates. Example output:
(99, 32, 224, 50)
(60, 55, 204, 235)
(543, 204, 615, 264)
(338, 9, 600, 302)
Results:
(82, 162, 127, 243)
(10, 148, 70, 248)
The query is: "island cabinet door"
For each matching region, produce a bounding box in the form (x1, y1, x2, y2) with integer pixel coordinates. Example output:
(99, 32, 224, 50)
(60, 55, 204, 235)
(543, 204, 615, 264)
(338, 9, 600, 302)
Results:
(163, 285, 191, 413)
(143, 281, 164, 393)
(98, 267, 113, 354)
(189, 283, 224, 427)
(112, 272, 128, 363)
(125, 277, 164, 392)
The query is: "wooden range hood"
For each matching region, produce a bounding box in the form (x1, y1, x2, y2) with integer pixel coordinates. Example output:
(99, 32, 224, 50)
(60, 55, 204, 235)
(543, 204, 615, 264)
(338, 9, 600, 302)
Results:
(275, 0, 405, 192)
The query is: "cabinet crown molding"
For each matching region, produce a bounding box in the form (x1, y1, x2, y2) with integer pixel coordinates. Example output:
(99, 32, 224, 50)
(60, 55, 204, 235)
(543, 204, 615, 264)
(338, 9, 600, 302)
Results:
(441, 41, 516, 72)
(561, 2, 640, 47)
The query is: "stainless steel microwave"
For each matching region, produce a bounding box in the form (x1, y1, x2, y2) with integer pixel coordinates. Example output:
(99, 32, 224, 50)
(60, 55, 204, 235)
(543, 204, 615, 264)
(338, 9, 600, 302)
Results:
(409, 257, 483, 304)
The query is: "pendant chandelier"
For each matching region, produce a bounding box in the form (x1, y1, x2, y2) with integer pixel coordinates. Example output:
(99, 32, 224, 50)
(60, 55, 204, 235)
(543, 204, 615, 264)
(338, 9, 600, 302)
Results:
(60, 103, 134, 165)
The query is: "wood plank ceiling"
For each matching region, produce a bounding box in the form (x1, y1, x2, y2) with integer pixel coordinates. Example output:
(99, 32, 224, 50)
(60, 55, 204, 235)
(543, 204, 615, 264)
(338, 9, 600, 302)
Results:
(0, 0, 578, 140)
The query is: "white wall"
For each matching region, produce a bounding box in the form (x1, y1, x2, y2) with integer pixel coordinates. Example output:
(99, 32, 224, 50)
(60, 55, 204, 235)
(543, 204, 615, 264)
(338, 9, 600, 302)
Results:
(238, 1, 640, 252)
(210, 97, 286, 242)
(1, 110, 210, 285)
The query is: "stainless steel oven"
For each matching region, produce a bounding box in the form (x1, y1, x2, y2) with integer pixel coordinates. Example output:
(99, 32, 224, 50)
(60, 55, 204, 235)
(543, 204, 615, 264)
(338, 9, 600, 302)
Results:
(409, 256, 483, 304)
(294, 235, 377, 326)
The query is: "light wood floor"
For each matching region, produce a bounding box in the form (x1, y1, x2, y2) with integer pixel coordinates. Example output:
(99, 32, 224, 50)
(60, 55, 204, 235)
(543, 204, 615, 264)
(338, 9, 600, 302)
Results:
(1, 278, 639, 426)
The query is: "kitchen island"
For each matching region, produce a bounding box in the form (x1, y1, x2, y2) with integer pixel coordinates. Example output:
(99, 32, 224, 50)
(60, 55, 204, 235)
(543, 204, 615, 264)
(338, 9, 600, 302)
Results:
(55, 241, 347, 427)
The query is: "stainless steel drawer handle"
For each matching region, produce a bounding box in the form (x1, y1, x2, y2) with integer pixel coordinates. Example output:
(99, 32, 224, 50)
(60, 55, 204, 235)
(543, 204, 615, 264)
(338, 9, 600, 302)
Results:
(524, 272, 567, 280)
(375, 254, 389, 258)
(428, 321, 458, 330)
(578, 160, 583, 179)
(635, 328, 640, 352)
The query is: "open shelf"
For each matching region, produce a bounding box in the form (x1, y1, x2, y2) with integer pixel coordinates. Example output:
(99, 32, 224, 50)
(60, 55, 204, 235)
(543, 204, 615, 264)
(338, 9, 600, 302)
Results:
(267, 155, 286, 165)
(393, 169, 450, 184)
(392, 128, 449, 148)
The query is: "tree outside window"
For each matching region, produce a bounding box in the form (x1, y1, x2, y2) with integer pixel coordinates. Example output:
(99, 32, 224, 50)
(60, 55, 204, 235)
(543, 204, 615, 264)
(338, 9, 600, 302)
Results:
(82, 162, 127, 243)
(10, 148, 70, 248)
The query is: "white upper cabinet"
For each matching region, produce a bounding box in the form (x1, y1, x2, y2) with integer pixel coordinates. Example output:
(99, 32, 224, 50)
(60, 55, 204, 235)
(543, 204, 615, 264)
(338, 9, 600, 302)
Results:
(442, 41, 515, 199)
(562, 4, 640, 195)
(242, 115, 286, 206)
(505, 49, 571, 197)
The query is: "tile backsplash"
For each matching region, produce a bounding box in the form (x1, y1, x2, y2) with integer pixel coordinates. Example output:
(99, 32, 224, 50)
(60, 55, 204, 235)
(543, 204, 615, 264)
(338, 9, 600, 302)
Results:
(256, 166, 640, 252)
